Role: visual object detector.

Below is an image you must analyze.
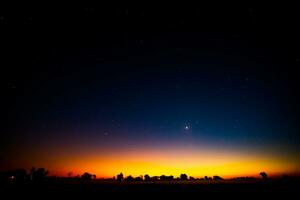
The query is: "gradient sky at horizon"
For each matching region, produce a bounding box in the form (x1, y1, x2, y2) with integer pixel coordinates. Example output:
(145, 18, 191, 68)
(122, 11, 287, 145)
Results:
(1, 6, 299, 178)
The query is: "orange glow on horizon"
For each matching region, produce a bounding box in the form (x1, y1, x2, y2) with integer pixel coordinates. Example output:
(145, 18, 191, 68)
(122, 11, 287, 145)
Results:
(16, 146, 299, 179)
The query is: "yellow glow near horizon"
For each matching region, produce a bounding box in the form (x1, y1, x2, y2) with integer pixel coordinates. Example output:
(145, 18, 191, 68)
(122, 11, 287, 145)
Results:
(35, 147, 300, 178)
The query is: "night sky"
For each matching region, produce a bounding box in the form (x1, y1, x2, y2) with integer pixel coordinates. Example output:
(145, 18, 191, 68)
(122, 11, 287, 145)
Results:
(1, 5, 300, 177)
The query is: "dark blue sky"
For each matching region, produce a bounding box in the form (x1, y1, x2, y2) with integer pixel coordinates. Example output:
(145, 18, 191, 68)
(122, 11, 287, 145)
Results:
(1, 5, 299, 173)
(5, 65, 298, 148)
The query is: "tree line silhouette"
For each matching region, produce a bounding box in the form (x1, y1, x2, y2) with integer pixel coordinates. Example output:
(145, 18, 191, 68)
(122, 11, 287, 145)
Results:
(0, 168, 273, 183)
(115, 173, 225, 182)
(0, 167, 49, 183)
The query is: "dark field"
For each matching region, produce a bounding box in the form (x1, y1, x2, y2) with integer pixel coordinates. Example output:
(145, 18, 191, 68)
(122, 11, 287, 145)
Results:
(2, 179, 299, 198)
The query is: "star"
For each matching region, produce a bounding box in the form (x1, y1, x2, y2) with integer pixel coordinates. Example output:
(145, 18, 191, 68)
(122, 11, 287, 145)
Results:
(184, 126, 190, 130)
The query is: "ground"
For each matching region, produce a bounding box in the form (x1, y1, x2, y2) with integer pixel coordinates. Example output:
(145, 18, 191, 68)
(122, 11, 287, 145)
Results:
(2, 179, 299, 198)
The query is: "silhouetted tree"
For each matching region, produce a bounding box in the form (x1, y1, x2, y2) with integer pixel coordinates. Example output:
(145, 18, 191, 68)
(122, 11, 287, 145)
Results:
(152, 176, 159, 181)
(81, 172, 93, 181)
(134, 176, 143, 181)
(144, 174, 151, 181)
(213, 176, 224, 181)
(260, 172, 268, 180)
(180, 174, 188, 180)
(160, 175, 166, 181)
(189, 176, 195, 180)
(117, 173, 124, 181)
(125, 175, 134, 182)
(160, 175, 174, 181)
(204, 176, 212, 181)
(30, 167, 49, 182)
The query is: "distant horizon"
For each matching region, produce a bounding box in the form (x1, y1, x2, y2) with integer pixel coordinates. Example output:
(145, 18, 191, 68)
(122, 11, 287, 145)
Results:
(2, 142, 299, 179)
(2, 167, 299, 179)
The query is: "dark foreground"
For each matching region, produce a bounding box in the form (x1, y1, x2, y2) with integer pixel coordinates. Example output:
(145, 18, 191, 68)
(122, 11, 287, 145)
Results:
(2, 179, 299, 199)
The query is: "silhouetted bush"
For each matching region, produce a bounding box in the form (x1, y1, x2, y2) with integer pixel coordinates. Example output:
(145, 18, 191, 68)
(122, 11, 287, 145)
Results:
(144, 174, 151, 181)
(30, 167, 49, 182)
(81, 172, 92, 180)
(180, 174, 188, 180)
(204, 176, 212, 181)
(134, 176, 143, 181)
(125, 175, 134, 182)
(259, 172, 268, 180)
(160, 175, 166, 180)
(213, 176, 224, 181)
(160, 175, 174, 181)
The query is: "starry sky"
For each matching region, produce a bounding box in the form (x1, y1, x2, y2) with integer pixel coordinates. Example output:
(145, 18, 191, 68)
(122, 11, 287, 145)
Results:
(1, 5, 300, 177)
